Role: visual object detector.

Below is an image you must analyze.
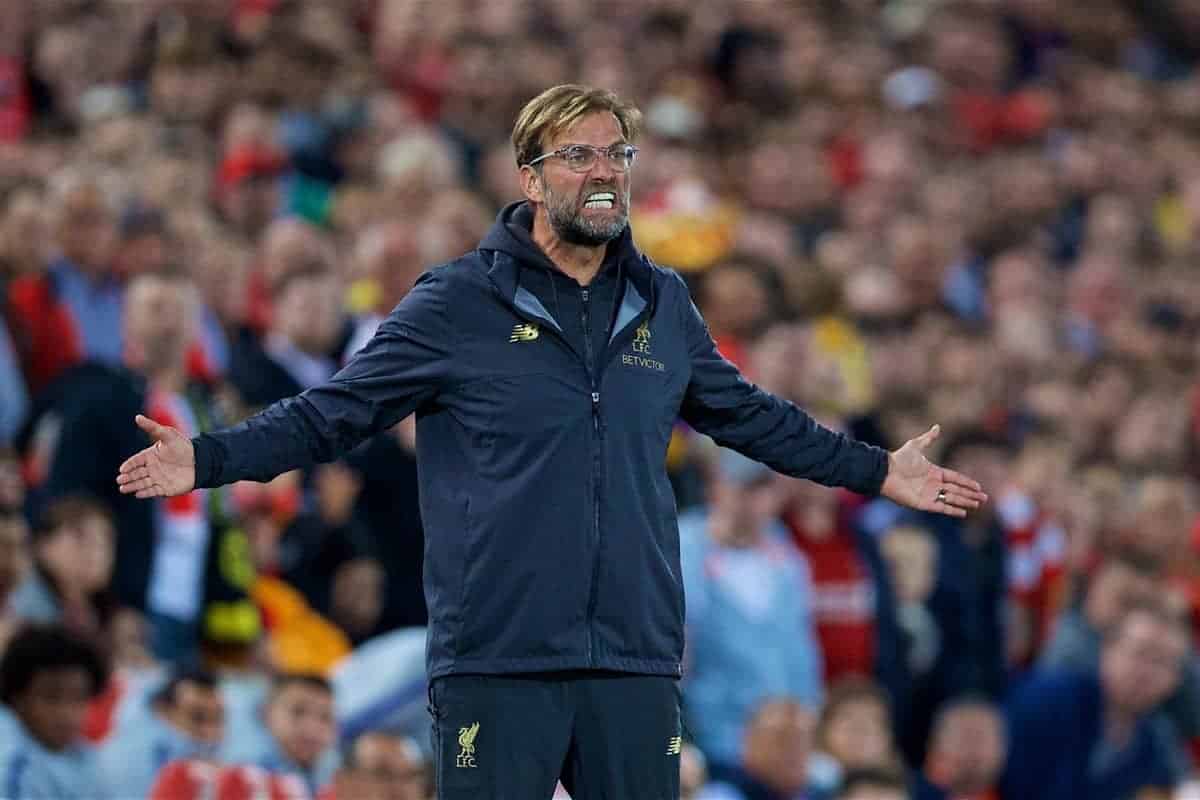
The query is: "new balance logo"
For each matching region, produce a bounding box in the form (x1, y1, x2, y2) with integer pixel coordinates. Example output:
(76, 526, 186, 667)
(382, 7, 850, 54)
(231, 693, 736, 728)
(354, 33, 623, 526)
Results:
(666, 736, 682, 756)
(510, 323, 539, 342)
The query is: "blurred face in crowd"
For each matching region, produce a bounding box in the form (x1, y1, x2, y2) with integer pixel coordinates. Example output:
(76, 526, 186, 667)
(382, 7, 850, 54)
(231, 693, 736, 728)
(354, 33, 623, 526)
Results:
(700, 264, 771, 341)
(0, 450, 23, 513)
(881, 526, 937, 606)
(123, 275, 197, 377)
(331, 558, 384, 639)
(1101, 610, 1189, 718)
(340, 732, 426, 800)
(742, 699, 816, 795)
(37, 510, 115, 595)
(13, 667, 95, 751)
(0, 513, 29, 603)
(1084, 559, 1158, 631)
(822, 695, 894, 771)
(840, 786, 908, 800)
(708, 456, 781, 547)
(679, 742, 708, 800)
(0, 190, 49, 277)
(927, 704, 1006, 794)
(55, 182, 117, 275)
(524, 111, 632, 247)
(266, 681, 336, 769)
(162, 679, 225, 749)
(272, 269, 344, 357)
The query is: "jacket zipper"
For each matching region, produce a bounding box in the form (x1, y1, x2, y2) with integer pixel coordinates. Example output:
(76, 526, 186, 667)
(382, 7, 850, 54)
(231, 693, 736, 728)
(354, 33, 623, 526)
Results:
(580, 287, 603, 665)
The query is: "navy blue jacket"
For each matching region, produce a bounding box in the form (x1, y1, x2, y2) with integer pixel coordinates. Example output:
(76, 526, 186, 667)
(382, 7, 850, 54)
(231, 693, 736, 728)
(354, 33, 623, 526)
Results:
(1000, 670, 1176, 800)
(193, 202, 888, 678)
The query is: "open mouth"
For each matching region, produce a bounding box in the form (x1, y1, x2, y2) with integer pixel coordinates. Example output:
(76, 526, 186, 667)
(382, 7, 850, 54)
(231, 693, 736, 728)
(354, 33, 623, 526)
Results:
(583, 191, 616, 210)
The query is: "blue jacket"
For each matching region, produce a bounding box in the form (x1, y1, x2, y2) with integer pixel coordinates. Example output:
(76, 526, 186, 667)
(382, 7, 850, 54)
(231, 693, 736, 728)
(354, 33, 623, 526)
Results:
(96, 707, 217, 799)
(677, 511, 823, 766)
(193, 202, 888, 679)
(1000, 670, 1176, 800)
(0, 706, 103, 800)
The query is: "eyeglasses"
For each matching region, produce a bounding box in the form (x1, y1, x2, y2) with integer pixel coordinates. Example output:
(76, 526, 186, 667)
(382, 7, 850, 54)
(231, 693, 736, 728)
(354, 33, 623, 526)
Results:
(526, 143, 639, 173)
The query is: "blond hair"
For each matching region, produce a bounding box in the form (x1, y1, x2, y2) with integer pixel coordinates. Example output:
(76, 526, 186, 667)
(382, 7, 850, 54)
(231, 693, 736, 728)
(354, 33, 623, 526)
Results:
(511, 84, 643, 167)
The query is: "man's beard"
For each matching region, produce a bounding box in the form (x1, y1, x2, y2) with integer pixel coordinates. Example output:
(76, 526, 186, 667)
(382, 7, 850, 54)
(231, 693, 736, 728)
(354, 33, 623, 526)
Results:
(544, 182, 629, 246)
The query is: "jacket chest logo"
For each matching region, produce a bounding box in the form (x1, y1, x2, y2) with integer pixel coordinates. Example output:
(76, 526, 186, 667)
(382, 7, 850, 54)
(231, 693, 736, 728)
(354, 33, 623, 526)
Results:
(509, 323, 539, 343)
(623, 321, 665, 371)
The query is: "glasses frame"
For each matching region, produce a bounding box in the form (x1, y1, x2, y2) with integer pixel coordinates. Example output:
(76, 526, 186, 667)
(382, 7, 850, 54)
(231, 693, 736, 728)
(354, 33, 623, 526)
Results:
(525, 143, 640, 173)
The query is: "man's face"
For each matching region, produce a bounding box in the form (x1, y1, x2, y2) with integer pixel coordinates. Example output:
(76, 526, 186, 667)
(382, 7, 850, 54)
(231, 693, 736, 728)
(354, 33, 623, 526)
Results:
(527, 111, 632, 246)
(841, 787, 908, 800)
(123, 278, 195, 375)
(163, 681, 225, 748)
(56, 186, 117, 273)
(930, 707, 1006, 794)
(824, 698, 893, 771)
(12, 667, 94, 751)
(1102, 614, 1188, 716)
(1085, 563, 1156, 630)
(37, 512, 114, 594)
(743, 701, 815, 795)
(265, 683, 336, 769)
(352, 733, 426, 800)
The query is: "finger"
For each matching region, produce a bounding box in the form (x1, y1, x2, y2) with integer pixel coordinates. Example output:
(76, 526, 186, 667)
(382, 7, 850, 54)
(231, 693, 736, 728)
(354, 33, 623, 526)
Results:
(941, 489, 983, 510)
(118, 450, 150, 474)
(135, 414, 170, 441)
(916, 424, 941, 450)
(134, 486, 162, 499)
(941, 468, 987, 497)
(117, 465, 150, 485)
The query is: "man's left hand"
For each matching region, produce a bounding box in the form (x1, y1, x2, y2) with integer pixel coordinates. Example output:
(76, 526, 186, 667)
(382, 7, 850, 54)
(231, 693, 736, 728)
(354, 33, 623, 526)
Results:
(880, 424, 988, 518)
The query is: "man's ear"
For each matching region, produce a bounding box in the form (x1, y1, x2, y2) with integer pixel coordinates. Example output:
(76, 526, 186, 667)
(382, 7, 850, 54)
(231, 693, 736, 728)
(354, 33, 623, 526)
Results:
(519, 165, 544, 204)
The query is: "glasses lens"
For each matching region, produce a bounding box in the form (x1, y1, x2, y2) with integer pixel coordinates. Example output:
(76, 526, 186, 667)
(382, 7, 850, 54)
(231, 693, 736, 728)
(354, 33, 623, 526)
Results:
(564, 147, 596, 172)
(609, 145, 636, 171)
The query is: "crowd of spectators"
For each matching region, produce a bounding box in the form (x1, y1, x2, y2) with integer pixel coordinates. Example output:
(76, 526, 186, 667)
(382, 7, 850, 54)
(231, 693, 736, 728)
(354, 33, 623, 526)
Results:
(2, 0, 1200, 798)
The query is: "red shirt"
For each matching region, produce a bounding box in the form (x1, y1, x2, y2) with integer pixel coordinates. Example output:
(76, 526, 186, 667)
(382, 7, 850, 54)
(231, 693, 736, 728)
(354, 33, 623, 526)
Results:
(788, 514, 876, 683)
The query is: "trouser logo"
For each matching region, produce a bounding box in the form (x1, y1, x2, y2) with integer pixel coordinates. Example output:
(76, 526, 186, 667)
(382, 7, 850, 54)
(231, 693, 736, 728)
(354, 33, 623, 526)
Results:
(457, 722, 480, 768)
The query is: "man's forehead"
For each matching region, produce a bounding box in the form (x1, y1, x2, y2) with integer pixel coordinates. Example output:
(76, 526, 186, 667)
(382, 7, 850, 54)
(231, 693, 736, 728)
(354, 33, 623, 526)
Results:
(548, 111, 625, 148)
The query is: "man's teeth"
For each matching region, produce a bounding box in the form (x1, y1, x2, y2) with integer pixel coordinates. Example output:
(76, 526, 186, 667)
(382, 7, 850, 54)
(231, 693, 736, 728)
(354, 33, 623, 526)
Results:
(584, 192, 615, 209)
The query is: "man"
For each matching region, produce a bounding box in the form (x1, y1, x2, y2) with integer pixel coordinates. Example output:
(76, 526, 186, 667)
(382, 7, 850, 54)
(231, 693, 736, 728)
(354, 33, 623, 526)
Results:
(223, 673, 338, 796)
(836, 768, 911, 800)
(118, 84, 986, 798)
(97, 667, 225, 799)
(705, 697, 830, 800)
(679, 448, 823, 769)
(915, 697, 1005, 800)
(1001, 603, 1190, 800)
(0, 624, 109, 799)
(319, 730, 426, 800)
(27, 271, 219, 655)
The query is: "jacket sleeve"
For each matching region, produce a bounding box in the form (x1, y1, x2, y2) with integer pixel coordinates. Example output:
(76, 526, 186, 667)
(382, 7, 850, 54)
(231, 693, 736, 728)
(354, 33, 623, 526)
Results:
(675, 276, 888, 495)
(193, 271, 456, 489)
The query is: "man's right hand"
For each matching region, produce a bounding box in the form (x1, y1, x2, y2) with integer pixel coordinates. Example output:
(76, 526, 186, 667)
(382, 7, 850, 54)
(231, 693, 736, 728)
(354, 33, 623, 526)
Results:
(116, 415, 196, 498)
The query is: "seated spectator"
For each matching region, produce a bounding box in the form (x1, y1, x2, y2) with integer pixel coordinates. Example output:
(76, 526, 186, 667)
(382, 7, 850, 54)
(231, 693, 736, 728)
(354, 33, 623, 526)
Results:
(706, 697, 832, 800)
(97, 666, 225, 799)
(679, 448, 823, 768)
(814, 679, 902, 789)
(223, 672, 338, 796)
(915, 696, 1005, 800)
(0, 625, 109, 799)
(9, 495, 115, 639)
(318, 730, 426, 800)
(1041, 550, 1200, 771)
(1002, 603, 1190, 800)
(836, 767, 912, 800)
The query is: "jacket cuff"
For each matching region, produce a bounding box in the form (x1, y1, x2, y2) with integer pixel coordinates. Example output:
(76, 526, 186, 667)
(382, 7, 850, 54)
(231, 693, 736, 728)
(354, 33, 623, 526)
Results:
(855, 445, 890, 497)
(192, 435, 219, 489)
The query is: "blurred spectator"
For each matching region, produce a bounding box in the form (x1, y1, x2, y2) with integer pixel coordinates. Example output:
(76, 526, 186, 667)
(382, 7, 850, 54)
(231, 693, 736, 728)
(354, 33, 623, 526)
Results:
(0, 625, 109, 799)
(706, 697, 830, 800)
(835, 767, 912, 800)
(814, 679, 902, 787)
(223, 672, 338, 796)
(97, 666, 224, 798)
(1002, 603, 1190, 800)
(0, 317, 27, 445)
(319, 730, 426, 800)
(9, 494, 114, 640)
(678, 448, 823, 769)
(915, 696, 1005, 800)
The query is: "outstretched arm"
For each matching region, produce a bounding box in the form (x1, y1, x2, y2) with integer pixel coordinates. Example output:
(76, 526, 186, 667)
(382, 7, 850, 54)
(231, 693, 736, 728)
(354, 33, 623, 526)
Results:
(676, 275, 985, 515)
(118, 271, 456, 497)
